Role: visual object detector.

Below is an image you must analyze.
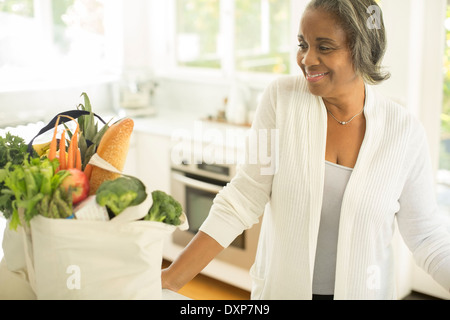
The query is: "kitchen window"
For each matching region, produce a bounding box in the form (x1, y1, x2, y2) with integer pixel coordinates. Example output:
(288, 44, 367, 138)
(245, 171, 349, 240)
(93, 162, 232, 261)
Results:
(174, 0, 295, 76)
(0, 0, 122, 91)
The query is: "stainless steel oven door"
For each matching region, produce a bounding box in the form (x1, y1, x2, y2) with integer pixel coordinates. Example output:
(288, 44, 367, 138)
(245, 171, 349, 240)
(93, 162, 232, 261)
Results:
(171, 171, 261, 270)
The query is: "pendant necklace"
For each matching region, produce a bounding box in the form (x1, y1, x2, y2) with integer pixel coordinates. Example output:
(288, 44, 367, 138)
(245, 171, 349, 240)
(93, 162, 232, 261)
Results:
(326, 107, 364, 125)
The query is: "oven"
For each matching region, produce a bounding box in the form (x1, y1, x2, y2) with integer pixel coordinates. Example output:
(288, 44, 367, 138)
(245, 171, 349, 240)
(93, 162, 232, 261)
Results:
(170, 159, 261, 270)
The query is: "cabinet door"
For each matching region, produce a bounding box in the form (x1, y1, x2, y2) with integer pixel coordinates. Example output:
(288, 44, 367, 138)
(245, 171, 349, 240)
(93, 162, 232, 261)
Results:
(135, 132, 172, 193)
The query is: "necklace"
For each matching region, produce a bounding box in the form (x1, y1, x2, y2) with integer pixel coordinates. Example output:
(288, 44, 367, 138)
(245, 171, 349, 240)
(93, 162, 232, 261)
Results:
(326, 107, 364, 125)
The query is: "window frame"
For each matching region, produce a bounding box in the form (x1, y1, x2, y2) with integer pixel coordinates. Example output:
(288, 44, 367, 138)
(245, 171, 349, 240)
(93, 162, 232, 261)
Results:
(0, 0, 123, 93)
(157, 0, 308, 88)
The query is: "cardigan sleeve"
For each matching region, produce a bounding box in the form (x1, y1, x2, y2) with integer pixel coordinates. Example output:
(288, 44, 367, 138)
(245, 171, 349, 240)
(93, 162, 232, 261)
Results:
(396, 123, 450, 292)
(199, 80, 278, 248)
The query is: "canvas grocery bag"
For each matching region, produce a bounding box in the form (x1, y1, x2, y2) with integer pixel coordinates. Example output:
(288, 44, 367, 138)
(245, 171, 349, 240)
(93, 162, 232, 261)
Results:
(0, 213, 37, 300)
(30, 209, 187, 300)
(0, 110, 106, 300)
(27, 154, 188, 300)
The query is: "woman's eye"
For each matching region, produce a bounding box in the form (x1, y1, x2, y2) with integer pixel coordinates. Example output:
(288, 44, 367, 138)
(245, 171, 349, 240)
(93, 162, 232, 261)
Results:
(298, 43, 307, 50)
(319, 46, 332, 52)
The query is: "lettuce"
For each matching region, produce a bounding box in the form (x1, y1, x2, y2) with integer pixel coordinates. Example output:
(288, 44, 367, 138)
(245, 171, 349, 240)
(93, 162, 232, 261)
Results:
(0, 132, 31, 219)
(0, 157, 71, 230)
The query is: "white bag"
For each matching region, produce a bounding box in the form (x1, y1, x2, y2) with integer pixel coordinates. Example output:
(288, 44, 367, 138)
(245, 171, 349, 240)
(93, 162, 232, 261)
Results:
(27, 154, 188, 300)
(0, 220, 36, 300)
(29, 207, 187, 300)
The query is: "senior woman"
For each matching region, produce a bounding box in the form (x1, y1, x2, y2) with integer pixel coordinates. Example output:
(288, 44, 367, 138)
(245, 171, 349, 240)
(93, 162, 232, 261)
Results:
(162, 0, 450, 300)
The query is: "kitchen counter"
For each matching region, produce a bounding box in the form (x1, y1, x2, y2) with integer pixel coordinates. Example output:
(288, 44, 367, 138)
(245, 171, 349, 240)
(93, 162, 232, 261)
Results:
(131, 108, 251, 151)
(131, 108, 201, 137)
(162, 289, 191, 300)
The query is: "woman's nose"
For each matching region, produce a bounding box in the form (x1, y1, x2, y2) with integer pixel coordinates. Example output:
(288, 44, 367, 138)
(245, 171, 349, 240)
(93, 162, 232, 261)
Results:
(300, 48, 320, 67)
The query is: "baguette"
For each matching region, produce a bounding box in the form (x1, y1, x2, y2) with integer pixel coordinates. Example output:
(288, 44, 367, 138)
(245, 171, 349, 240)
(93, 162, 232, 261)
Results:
(89, 118, 134, 195)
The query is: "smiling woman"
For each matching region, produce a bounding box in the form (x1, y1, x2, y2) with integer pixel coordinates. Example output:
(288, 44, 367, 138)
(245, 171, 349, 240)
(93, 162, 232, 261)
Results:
(162, 0, 450, 300)
(302, 0, 390, 85)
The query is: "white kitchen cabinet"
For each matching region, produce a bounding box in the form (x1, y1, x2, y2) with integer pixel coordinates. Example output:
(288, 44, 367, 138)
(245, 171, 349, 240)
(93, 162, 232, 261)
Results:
(134, 132, 172, 194)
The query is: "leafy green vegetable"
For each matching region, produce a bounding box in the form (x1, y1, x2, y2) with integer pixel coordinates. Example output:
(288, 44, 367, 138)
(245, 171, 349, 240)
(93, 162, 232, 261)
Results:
(95, 176, 147, 216)
(0, 132, 30, 168)
(145, 190, 183, 226)
(37, 188, 73, 220)
(0, 132, 34, 219)
(76, 93, 110, 170)
(0, 157, 71, 229)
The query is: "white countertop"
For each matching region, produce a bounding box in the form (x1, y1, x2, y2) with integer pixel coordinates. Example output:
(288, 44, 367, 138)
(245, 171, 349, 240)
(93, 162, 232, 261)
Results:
(131, 108, 201, 137)
(162, 289, 191, 300)
(130, 108, 251, 150)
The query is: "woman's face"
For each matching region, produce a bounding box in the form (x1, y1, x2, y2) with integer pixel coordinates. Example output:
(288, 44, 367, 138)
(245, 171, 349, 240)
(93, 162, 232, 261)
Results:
(297, 8, 361, 99)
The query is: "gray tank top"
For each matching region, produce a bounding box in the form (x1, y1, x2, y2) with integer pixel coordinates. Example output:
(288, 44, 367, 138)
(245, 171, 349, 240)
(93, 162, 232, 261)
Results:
(312, 161, 353, 295)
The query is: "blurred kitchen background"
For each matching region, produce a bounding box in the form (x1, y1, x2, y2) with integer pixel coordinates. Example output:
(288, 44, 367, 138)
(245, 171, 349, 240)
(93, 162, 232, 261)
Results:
(0, 0, 450, 300)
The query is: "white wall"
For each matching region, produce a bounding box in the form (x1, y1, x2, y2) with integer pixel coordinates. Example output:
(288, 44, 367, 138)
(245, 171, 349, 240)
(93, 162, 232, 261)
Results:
(378, 0, 447, 298)
(378, 0, 446, 176)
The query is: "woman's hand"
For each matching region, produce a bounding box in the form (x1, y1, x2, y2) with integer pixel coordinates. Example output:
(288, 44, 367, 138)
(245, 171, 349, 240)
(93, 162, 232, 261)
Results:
(161, 267, 183, 292)
(160, 231, 225, 293)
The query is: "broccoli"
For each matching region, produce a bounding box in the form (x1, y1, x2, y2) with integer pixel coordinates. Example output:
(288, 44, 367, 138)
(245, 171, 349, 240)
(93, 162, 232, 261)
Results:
(95, 176, 147, 216)
(145, 190, 183, 226)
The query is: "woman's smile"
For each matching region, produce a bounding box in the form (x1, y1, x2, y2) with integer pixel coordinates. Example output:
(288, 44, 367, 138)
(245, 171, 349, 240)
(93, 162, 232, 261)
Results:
(306, 71, 330, 83)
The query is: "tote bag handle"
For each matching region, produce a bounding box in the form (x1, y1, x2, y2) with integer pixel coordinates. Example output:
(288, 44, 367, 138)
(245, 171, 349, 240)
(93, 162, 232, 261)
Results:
(27, 110, 107, 156)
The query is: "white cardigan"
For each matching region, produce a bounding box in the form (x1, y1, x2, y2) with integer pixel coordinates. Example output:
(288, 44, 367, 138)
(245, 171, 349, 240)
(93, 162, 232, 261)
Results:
(200, 75, 450, 300)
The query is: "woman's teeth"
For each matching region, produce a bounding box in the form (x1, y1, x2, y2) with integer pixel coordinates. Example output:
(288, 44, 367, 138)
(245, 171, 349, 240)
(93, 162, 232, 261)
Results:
(308, 73, 327, 77)
(306, 72, 329, 82)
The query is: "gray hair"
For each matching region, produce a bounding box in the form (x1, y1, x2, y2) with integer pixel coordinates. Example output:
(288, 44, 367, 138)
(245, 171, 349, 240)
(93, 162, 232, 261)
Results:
(305, 0, 391, 85)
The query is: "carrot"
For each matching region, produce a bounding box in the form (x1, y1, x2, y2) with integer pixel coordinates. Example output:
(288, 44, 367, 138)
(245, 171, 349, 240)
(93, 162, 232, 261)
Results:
(73, 133, 78, 155)
(76, 147, 82, 171)
(72, 127, 80, 170)
(67, 140, 74, 169)
(48, 116, 61, 161)
(59, 130, 66, 170)
(64, 116, 80, 169)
